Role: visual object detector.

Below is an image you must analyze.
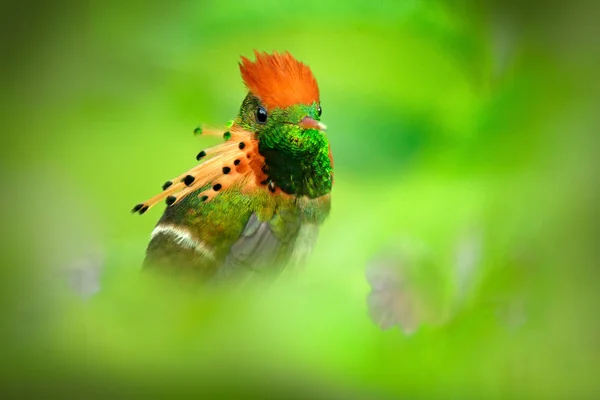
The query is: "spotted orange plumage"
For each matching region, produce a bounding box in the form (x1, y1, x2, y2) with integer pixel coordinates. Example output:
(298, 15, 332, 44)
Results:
(239, 50, 320, 110)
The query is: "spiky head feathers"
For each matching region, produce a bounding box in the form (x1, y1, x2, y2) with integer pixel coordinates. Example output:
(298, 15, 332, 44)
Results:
(239, 51, 320, 110)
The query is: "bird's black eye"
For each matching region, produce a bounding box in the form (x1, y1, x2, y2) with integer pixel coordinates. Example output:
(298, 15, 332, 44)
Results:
(317, 105, 322, 117)
(256, 106, 268, 123)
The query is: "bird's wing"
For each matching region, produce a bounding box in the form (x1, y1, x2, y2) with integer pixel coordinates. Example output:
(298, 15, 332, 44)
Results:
(212, 209, 302, 285)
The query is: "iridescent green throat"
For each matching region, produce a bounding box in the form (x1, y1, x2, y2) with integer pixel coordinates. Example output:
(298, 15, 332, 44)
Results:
(236, 94, 333, 199)
(259, 125, 332, 198)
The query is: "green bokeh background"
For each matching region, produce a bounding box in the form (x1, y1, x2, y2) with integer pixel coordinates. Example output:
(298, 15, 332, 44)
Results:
(1, 0, 598, 398)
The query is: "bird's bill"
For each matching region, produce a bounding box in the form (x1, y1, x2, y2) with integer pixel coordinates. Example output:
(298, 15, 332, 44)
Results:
(299, 116, 327, 131)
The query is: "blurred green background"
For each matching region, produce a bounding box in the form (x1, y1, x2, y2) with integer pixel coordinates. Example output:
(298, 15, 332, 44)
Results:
(1, 0, 598, 398)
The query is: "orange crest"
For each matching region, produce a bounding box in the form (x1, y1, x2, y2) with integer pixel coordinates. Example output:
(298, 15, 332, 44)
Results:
(239, 50, 320, 110)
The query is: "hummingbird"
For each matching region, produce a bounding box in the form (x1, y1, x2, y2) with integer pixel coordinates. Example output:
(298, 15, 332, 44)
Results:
(132, 51, 333, 285)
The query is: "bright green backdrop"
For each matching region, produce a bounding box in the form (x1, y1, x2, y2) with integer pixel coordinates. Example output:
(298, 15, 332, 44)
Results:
(1, 0, 598, 398)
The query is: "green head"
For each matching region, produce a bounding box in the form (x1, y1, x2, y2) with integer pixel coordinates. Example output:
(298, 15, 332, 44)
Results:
(236, 51, 333, 199)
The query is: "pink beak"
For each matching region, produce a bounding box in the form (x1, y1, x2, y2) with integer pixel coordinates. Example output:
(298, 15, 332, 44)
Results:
(299, 116, 327, 131)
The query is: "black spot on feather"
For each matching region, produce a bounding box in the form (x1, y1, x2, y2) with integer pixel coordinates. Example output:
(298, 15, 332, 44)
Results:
(182, 175, 195, 186)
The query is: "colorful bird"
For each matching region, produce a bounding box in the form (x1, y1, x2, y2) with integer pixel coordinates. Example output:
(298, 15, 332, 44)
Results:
(132, 51, 333, 285)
